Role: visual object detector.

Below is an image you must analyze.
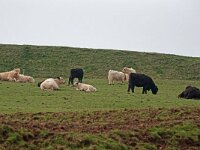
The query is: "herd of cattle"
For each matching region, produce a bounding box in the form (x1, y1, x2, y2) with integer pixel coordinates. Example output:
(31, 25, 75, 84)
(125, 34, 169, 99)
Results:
(0, 67, 200, 100)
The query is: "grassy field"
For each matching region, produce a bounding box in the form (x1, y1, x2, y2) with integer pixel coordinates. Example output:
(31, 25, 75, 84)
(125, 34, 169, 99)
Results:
(0, 44, 200, 149)
(0, 78, 200, 113)
(0, 78, 200, 149)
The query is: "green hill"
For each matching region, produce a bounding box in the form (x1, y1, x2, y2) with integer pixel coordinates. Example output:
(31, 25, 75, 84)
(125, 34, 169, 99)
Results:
(0, 44, 199, 80)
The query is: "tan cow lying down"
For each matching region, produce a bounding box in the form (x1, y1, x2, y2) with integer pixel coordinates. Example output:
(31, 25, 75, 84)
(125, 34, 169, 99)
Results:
(38, 77, 65, 90)
(16, 74, 35, 83)
(74, 82, 97, 92)
(108, 70, 126, 85)
(0, 68, 20, 81)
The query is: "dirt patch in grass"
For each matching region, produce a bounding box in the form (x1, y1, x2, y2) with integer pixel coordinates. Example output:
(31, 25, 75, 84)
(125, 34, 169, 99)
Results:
(0, 107, 199, 149)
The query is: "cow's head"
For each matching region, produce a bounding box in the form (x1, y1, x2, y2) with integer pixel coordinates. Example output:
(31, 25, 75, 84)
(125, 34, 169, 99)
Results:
(122, 67, 128, 73)
(73, 82, 79, 87)
(151, 85, 158, 94)
(56, 77, 65, 84)
(29, 77, 35, 83)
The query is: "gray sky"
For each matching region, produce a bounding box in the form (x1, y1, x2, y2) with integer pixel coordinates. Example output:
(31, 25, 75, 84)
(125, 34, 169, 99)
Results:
(0, 0, 200, 57)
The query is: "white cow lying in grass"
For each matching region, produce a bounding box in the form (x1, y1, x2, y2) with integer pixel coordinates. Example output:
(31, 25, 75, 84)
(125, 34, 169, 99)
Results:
(38, 77, 65, 90)
(16, 74, 35, 83)
(108, 70, 126, 85)
(73, 82, 97, 92)
(0, 68, 20, 81)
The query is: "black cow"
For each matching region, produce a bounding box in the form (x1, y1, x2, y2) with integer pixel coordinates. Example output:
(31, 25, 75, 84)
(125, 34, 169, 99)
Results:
(128, 73, 158, 94)
(68, 68, 84, 85)
(178, 86, 200, 99)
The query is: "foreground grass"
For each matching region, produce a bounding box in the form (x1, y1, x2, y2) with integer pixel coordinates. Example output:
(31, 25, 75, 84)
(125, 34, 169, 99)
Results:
(0, 78, 200, 113)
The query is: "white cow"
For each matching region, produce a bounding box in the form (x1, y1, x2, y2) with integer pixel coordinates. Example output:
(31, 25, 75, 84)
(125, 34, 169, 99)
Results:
(39, 77, 65, 91)
(122, 67, 136, 74)
(108, 70, 126, 85)
(0, 68, 20, 81)
(122, 67, 136, 81)
(73, 82, 97, 92)
(16, 74, 35, 83)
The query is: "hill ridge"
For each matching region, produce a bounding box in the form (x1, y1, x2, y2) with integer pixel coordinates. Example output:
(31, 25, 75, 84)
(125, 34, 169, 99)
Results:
(0, 44, 199, 80)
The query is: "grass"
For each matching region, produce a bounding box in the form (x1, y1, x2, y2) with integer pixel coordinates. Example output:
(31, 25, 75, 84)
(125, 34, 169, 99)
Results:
(0, 44, 200, 80)
(0, 78, 200, 113)
(148, 122, 200, 149)
(0, 44, 200, 149)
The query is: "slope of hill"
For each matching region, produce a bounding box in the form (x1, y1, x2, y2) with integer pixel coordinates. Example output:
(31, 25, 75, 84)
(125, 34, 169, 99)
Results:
(0, 44, 199, 80)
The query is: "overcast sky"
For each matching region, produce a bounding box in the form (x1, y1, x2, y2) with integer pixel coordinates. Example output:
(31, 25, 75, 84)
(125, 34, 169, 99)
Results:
(0, 0, 200, 57)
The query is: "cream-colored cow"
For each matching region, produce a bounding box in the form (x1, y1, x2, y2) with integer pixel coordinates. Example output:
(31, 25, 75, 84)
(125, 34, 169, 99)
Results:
(16, 74, 35, 83)
(122, 67, 136, 81)
(108, 70, 126, 85)
(0, 68, 20, 81)
(73, 82, 97, 92)
(38, 77, 65, 90)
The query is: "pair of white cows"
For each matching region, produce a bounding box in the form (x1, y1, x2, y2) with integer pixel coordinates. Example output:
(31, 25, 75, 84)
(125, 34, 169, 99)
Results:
(108, 67, 136, 85)
(39, 77, 97, 92)
(0, 68, 35, 83)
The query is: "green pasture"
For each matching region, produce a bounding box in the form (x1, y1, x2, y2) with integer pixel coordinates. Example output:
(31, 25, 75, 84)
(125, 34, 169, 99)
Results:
(0, 44, 200, 149)
(0, 78, 199, 114)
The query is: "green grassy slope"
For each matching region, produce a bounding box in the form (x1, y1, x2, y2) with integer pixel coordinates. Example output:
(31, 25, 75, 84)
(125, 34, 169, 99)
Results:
(0, 44, 200, 79)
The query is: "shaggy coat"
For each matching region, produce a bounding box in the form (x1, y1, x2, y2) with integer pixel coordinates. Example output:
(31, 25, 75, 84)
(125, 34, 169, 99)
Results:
(122, 67, 136, 74)
(16, 74, 35, 83)
(108, 70, 126, 85)
(178, 86, 200, 99)
(128, 73, 158, 94)
(0, 68, 20, 81)
(122, 67, 136, 82)
(74, 82, 97, 92)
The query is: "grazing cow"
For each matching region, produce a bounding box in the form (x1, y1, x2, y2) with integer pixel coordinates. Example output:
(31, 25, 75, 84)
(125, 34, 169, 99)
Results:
(178, 86, 200, 99)
(0, 68, 20, 81)
(68, 68, 84, 85)
(16, 74, 35, 83)
(128, 73, 158, 94)
(108, 70, 127, 85)
(74, 82, 97, 92)
(38, 77, 65, 90)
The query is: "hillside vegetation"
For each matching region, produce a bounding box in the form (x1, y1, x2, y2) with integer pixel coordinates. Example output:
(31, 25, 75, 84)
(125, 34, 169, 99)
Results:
(0, 44, 200, 79)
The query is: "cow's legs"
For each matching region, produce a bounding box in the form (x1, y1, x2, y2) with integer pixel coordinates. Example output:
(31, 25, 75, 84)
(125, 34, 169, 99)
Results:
(131, 86, 135, 93)
(68, 77, 71, 85)
(142, 87, 147, 94)
(68, 76, 74, 85)
(128, 84, 134, 93)
(128, 84, 131, 92)
(78, 77, 83, 83)
(108, 79, 113, 85)
(71, 78, 74, 85)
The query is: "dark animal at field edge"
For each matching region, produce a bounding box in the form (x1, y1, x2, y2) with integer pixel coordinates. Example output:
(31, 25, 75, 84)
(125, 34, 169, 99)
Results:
(68, 68, 84, 85)
(178, 86, 200, 99)
(128, 73, 158, 94)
